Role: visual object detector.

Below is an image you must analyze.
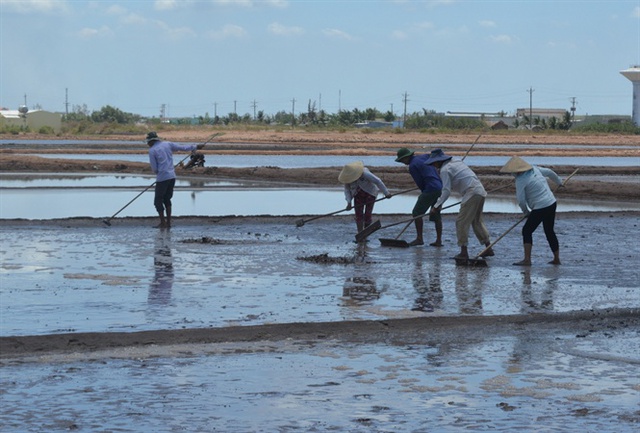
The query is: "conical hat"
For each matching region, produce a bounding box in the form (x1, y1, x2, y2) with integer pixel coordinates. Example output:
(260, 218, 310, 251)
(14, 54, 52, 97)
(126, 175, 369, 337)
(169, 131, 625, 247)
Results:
(338, 161, 365, 184)
(500, 156, 533, 173)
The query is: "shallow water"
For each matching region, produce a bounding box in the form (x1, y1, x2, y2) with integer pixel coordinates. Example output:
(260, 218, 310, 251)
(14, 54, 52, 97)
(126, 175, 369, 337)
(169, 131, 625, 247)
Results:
(1, 214, 638, 337)
(22, 152, 640, 167)
(1, 174, 638, 219)
(2, 328, 638, 432)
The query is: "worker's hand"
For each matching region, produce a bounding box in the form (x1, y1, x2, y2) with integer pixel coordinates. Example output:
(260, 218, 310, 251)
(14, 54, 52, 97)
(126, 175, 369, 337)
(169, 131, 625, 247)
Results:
(196, 144, 205, 150)
(430, 206, 441, 215)
(385, 193, 392, 199)
(558, 182, 565, 188)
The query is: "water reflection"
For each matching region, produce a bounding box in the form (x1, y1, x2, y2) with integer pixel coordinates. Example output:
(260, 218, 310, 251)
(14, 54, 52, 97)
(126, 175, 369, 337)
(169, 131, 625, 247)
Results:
(411, 249, 444, 312)
(342, 243, 380, 305)
(455, 267, 488, 314)
(148, 230, 174, 307)
(519, 267, 557, 313)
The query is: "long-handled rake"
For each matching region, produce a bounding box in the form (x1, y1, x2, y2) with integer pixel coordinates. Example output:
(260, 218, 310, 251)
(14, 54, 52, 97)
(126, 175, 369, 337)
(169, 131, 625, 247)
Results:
(360, 183, 512, 245)
(457, 168, 580, 267)
(102, 132, 223, 226)
(295, 187, 418, 228)
(367, 135, 483, 246)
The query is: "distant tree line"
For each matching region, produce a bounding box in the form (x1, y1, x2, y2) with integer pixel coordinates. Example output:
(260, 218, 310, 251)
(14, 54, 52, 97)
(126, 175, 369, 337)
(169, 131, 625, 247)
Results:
(59, 102, 640, 134)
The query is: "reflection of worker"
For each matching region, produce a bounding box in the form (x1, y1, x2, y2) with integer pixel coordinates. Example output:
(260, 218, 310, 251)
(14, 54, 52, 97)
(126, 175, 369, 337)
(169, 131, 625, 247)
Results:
(395, 148, 443, 247)
(454, 268, 487, 314)
(411, 250, 443, 312)
(427, 149, 493, 260)
(147, 131, 204, 229)
(342, 243, 380, 304)
(500, 156, 563, 266)
(519, 268, 555, 313)
(338, 161, 392, 234)
(148, 231, 174, 306)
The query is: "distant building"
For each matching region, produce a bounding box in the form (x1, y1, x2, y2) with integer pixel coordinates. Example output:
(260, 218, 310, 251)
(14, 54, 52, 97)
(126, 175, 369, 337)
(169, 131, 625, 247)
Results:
(516, 108, 567, 119)
(0, 108, 62, 133)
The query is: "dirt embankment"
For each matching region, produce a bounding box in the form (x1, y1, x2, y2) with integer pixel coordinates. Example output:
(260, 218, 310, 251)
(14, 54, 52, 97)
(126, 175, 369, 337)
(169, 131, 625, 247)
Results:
(1, 130, 638, 201)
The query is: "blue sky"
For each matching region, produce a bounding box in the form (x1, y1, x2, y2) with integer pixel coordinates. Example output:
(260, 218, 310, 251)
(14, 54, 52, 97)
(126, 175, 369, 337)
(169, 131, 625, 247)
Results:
(1, 0, 639, 118)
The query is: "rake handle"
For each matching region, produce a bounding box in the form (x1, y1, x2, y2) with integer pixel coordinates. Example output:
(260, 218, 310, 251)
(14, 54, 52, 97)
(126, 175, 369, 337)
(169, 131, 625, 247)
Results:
(297, 186, 418, 226)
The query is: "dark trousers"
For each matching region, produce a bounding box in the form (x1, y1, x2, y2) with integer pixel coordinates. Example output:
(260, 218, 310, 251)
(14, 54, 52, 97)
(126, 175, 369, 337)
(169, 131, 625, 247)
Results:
(154, 178, 176, 213)
(522, 202, 558, 252)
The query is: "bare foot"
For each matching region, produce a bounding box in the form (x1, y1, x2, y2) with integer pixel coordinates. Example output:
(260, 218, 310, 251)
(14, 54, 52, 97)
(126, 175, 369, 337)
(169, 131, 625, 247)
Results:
(429, 242, 443, 247)
(512, 260, 531, 266)
(548, 259, 561, 265)
(408, 239, 424, 246)
(454, 253, 469, 260)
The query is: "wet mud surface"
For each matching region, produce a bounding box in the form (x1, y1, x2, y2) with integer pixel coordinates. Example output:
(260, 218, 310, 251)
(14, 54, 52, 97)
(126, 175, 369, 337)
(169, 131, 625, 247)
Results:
(1, 134, 639, 431)
(1, 213, 639, 431)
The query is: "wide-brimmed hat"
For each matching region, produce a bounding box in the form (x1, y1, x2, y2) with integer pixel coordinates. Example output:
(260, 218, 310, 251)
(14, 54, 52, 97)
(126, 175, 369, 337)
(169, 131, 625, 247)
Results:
(425, 148, 452, 165)
(146, 131, 161, 144)
(338, 161, 365, 184)
(500, 156, 533, 173)
(395, 147, 415, 162)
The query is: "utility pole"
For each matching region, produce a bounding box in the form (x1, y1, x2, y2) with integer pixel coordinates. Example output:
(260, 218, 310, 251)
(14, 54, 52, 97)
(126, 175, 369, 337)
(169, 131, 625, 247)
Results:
(291, 98, 296, 127)
(251, 99, 257, 120)
(527, 87, 534, 128)
(65, 88, 69, 115)
(233, 100, 237, 115)
(570, 97, 577, 121)
(338, 90, 341, 112)
(402, 91, 409, 127)
(213, 102, 217, 118)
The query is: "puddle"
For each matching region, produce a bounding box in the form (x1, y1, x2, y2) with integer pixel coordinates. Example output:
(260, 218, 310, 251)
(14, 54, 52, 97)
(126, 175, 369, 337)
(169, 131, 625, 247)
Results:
(1, 322, 638, 432)
(1, 174, 639, 219)
(18, 153, 640, 167)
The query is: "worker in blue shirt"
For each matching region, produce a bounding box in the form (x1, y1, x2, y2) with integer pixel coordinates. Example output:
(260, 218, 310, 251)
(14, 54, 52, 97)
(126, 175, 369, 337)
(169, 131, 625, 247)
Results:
(147, 131, 204, 228)
(395, 148, 443, 247)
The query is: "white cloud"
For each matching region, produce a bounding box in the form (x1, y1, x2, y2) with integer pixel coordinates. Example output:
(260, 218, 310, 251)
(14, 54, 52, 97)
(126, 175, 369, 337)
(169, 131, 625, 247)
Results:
(268, 22, 304, 36)
(206, 24, 248, 40)
(391, 30, 409, 40)
(77, 26, 113, 39)
(156, 21, 197, 40)
(155, 0, 180, 11)
(212, 0, 288, 7)
(489, 34, 514, 44)
(120, 13, 147, 26)
(0, 0, 68, 13)
(106, 5, 127, 16)
(479, 20, 496, 28)
(322, 28, 354, 40)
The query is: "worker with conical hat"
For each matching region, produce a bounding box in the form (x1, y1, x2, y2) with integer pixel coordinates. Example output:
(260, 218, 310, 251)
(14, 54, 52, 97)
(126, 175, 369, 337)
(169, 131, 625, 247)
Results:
(395, 148, 444, 247)
(500, 156, 564, 266)
(339, 161, 392, 235)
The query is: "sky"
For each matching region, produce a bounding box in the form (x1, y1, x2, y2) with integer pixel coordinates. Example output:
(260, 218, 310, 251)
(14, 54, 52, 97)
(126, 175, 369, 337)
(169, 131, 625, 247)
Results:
(1, 0, 640, 119)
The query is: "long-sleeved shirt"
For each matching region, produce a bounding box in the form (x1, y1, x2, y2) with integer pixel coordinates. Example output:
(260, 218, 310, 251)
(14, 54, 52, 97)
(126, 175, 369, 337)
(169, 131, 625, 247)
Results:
(409, 153, 443, 193)
(515, 165, 563, 213)
(434, 159, 486, 208)
(344, 167, 390, 202)
(149, 141, 197, 182)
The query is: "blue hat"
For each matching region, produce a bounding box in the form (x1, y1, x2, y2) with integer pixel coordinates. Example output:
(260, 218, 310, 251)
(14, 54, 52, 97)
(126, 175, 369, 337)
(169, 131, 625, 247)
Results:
(425, 148, 452, 165)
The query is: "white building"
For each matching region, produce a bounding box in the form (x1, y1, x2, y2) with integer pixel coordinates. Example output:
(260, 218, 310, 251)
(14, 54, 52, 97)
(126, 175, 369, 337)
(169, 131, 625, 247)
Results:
(0, 108, 62, 133)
